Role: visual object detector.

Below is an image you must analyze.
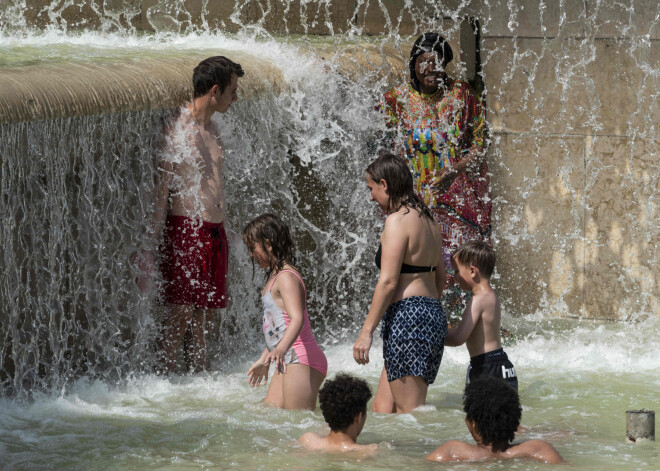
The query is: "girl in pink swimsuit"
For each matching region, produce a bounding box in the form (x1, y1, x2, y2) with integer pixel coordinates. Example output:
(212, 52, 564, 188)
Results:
(243, 214, 327, 410)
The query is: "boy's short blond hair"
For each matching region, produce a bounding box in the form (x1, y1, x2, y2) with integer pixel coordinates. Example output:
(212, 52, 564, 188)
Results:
(452, 240, 495, 278)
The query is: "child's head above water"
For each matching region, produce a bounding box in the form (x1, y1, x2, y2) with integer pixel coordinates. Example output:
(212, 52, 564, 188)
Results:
(243, 213, 297, 277)
(319, 373, 372, 432)
(452, 240, 496, 279)
(463, 376, 521, 452)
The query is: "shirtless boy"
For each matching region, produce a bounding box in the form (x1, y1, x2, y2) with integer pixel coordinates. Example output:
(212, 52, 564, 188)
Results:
(426, 377, 563, 463)
(444, 240, 518, 390)
(299, 373, 377, 455)
(144, 56, 244, 373)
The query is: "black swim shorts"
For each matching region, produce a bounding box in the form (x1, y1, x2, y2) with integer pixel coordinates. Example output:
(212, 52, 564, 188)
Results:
(467, 348, 518, 391)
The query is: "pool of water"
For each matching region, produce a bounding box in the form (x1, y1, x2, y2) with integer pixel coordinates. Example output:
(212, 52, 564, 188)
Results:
(1, 316, 658, 470)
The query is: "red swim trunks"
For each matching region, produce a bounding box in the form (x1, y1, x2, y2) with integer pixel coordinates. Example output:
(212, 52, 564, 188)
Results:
(161, 215, 228, 309)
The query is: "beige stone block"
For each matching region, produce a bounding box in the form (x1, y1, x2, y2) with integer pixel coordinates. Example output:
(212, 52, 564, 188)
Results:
(242, 0, 353, 35)
(483, 37, 658, 136)
(139, 0, 241, 33)
(29, 0, 103, 30)
(586, 0, 660, 40)
(199, 0, 244, 32)
(357, 0, 418, 36)
(22, 0, 42, 28)
(586, 39, 659, 137)
(0, 52, 285, 123)
(475, 0, 586, 38)
(582, 136, 659, 319)
(353, 0, 478, 36)
(484, 37, 565, 134)
(490, 133, 585, 316)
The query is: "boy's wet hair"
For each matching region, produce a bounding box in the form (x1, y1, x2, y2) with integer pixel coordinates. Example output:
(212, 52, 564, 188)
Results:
(243, 213, 297, 280)
(366, 152, 434, 222)
(463, 376, 521, 452)
(193, 56, 244, 98)
(452, 240, 495, 278)
(319, 373, 372, 432)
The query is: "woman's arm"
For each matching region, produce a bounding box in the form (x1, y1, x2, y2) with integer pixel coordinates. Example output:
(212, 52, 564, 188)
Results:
(264, 272, 306, 373)
(353, 217, 407, 364)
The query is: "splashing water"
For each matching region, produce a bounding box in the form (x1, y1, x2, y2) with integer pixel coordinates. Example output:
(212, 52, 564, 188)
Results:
(0, 1, 658, 469)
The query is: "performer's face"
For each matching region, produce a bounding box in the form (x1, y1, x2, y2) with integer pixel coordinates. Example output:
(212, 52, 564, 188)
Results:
(415, 52, 445, 93)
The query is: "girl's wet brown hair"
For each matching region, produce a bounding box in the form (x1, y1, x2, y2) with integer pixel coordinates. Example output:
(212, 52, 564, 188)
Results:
(243, 213, 297, 280)
(366, 152, 435, 221)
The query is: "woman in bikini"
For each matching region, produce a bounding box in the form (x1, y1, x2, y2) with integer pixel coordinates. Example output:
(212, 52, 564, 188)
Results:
(353, 152, 447, 413)
(243, 213, 327, 410)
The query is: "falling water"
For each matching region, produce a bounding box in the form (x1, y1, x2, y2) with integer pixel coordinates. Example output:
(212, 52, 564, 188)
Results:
(0, 1, 658, 469)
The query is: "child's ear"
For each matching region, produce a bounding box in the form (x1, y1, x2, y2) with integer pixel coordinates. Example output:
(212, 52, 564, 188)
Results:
(353, 410, 364, 425)
(353, 412, 362, 424)
(469, 265, 479, 279)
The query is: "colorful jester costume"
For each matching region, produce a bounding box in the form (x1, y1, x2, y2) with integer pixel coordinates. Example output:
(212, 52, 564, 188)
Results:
(381, 80, 491, 316)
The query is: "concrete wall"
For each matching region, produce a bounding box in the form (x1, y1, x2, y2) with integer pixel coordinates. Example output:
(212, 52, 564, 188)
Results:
(473, 1, 659, 319)
(8, 0, 659, 319)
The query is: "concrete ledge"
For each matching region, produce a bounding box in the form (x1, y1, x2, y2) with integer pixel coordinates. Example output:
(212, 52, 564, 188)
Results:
(0, 42, 417, 124)
(0, 53, 285, 124)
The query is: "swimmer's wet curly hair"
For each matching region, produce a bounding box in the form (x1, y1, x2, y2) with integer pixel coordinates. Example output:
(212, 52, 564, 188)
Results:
(319, 373, 372, 432)
(463, 376, 521, 452)
(243, 213, 297, 280)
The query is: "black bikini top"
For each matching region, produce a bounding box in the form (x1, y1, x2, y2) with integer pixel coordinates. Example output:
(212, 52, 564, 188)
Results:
(375, 244, 436, 274)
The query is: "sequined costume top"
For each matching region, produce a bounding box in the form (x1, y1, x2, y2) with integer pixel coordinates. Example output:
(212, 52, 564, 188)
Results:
(381, 80, 491, 237)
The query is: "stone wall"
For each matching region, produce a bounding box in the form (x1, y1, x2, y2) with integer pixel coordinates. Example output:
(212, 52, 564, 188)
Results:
(474, 1, 658, 319)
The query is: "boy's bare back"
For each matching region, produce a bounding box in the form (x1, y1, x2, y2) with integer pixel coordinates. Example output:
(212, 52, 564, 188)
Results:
(463, 289, 502, 357)
(427, 439, 563, 464)
(299, 432, 378, 456)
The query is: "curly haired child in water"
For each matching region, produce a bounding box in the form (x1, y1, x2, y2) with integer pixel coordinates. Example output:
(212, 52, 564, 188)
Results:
(426, 376, 563, 464)
(243, 213, 327, 410)
(299, 373, 377, 455)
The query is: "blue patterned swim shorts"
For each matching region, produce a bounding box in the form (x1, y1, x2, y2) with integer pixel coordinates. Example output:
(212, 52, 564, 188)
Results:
(381, 296, 447, 385)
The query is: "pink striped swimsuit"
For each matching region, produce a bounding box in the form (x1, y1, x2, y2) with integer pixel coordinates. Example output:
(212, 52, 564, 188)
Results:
(262, 270, 327, 376)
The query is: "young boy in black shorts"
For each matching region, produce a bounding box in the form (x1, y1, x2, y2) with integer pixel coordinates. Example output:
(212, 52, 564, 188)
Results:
(444, 240, 518, 390)
(427, 377, 563, 463)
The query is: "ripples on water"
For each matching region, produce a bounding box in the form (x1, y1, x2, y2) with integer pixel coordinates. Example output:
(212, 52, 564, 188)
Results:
(1, 317, 659, 470)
